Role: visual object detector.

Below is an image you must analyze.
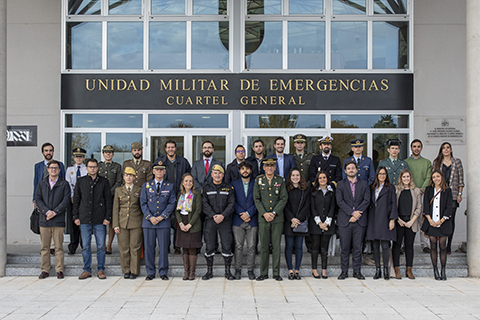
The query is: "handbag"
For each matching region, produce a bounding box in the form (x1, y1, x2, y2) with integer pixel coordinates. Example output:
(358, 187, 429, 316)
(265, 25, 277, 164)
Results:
(292, 190, 309, 233)
(30, 208, 40, 235)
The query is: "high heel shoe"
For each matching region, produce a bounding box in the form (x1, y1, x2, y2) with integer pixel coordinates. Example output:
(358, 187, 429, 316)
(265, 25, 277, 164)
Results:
(441, 266, 447, 280)
(321, 270, 328, 279)
(433, 266, 441, 280)
(312, 271, 321, 279)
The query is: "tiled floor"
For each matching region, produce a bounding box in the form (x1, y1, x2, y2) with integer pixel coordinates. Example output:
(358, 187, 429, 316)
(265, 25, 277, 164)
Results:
(1, 275, 480, 319)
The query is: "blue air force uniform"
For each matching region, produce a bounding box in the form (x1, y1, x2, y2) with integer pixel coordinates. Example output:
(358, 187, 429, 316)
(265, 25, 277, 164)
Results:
(342, 156, 375, 185)
(140, 178, 176, 277)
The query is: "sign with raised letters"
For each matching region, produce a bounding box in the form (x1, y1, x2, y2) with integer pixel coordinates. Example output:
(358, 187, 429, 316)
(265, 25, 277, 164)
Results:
(425, 118, 465, 145)
(6, 126, 37, 147)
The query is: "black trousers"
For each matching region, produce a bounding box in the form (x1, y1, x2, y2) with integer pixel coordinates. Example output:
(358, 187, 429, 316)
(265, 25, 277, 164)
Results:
(446, 207, 458, 252)
(392, 223, 416, 267)
(338, 223, 365, 274)
(66, 202, 81, 253)
(311, 233, 331, 270)
(204, 219, 233, 257)
(372, 240, 390, 268)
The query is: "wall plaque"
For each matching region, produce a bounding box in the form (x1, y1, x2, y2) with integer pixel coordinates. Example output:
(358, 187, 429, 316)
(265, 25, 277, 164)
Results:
(425, 118, 465, 145)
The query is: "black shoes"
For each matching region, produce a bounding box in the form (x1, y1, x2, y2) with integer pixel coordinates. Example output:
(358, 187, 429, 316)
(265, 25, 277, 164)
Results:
(160, 275, 169, 280)
(353, 272, 365, 280)
(235, 270, 242, 280)
(202, 269, 213, 280)
(273, 275, 283, 281)
(145, 274, 155, 281)
(57, 271, 64, 279)
(338, 273, 348, 280)
(294, 272, 301, 280)
(288, 272, 295, 280)
(441, 267, 447, 281)
(248, 271, 256, 280)
(434, 267, 441, 280)
(124, 272, 131, 279)
(39, 271, 49, 279)
(373, 267, 382, 280)
(423, 247, 431, 253)
(312, 271, 321, 279)
(129, 274, 137, 280)
(384, 267, 390, 280)
(256, 274, 268, 281)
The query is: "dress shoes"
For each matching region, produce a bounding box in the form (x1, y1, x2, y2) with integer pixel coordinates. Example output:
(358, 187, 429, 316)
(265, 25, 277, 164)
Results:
(273, 275, 283, 281)
(337, 273, 348, 280)
(57, 271, 64, 279)
(78, 271, 92, 280)
(321, 274, 328, 279)
(160, 274, 169, 280)
(39, 271, 49, 279)
(105, 251, 112, 255)
(353, 272, 365, 280)
(97, 271, 107, 279)
(423, 247, 431, 253)
(145, 274, 155, 281)
(50, 249, 55, 255)
(124, 272, 131, 279)
(256, 274, 268, 281)
(248, 271, 256, 280)
(129, 273, 137, 280)
(174, 248, 182, 255)
(288, 272, 295, 280)
(294, 272, 301, 280)
(68, 250, 75, 255)
(235, 270, 242, 280)
(312, 271, 321, 279)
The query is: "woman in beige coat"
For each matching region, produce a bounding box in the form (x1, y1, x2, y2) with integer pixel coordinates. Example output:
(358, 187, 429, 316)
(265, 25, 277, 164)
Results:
(392, 169, 422, 279)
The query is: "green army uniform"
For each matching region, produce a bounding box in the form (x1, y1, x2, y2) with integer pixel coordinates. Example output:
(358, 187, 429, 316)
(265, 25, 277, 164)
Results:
(122, 159, 153, 188)
(98, 161, 122, 197)
(294, 151, 313, 182)
(253, 173, 288, 277)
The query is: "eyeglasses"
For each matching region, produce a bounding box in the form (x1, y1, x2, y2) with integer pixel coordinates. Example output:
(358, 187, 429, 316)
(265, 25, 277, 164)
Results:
(236, 150, 245, 153)
(203, 146, 213, 150)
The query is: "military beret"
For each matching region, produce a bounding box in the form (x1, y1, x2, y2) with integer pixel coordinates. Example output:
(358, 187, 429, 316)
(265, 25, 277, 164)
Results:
(212, 164, 224, 173)
(131, 141, 143, 150)
(72, 147, 86, 156)
(293, 134, 307, 143)
(152, 160, 165, 170)
(350, 139, 364, 147)
(319, 136, 333, 144)
(102, 145, 114, 153)
(124, 167, 136, 175)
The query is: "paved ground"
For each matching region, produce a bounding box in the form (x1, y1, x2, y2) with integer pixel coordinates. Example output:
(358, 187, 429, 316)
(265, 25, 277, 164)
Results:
(1, 275, 480, 320)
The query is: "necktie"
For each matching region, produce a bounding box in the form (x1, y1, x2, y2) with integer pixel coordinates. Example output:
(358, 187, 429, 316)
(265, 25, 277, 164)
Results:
(127, 186, 131, 193)
(357, 158, 360, 167)
(156, 182, 160, 194)
(76, 166, 81, 179)
(205, 159, 210, 174)
(393, 159, 397, 167)
(324, 156, 327, 161)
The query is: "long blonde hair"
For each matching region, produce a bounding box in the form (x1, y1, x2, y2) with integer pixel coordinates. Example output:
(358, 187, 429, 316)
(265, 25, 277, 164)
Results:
(396, 169, 416, 192)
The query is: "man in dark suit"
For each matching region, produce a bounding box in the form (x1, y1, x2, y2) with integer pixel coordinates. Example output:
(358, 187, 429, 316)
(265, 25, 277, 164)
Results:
(225, 145, 258, 184)
(34, 142, 66, 205)
(336, 160, 371, 280)
(191, 140, 223, 192)
(309, 136, 342, 186)
(231, 161, 258, 280)
(266, 137, 295, 179)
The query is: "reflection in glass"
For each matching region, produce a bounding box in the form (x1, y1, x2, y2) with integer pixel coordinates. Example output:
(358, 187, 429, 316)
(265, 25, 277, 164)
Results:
(192, 22, 229, 69)
(331, 133, 368, 164)
(68, 0, 101, 15)
(193, 0, 227, 14)
(65, 114, 143, 128)
(288, 22, 325, 69)
(374, 0, 407, 14)
(288, 136, 323, 155)
(109, 0, 142, 14)
(247, 0, 281, 14)
(332, 0, 366, 14)
(107, 22, 143, 69)
(66, 22, 102, 69)
(193, 136, 226, 164)
(331, 22, 367, 69)
(290, 0, 323, 14)
(152, 0, 185, 14)
(107, 133, 143, 163)
(373, 133, 408, 170)
(373, 22, 408, 69)
(65, 133, 101, 166)
(245, 114, 325, 128)
(148, 114, 228, 128)
(245, 21, 282, 69)
(247, 136, 278, 157)
(150, 136, 185, 163)
(150, 22, 186, 69)
(331, 114, 409, 128)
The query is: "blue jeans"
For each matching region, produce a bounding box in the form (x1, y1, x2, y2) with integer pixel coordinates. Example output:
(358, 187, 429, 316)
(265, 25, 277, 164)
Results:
(285, 235, 304, 271)
(80, 224, 106, 273)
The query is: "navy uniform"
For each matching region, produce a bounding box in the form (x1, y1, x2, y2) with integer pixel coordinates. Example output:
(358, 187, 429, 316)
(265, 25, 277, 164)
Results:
(201, 164, 236, 280)
(378, 139, 409, 185)
(342, 139, 375, 185)
(140, 160, 176, 280)
(293, 134, 313, 182)
(309, 136, 342, 185)
(123, 142, 153, 188)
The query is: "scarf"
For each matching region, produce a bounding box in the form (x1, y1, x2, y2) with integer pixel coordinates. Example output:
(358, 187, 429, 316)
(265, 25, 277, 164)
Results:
(176, 190, 194, 212)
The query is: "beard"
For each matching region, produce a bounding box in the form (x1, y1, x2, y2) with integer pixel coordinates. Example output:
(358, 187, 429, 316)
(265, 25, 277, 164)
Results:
(203, 150, 212, 158)
(44, 154, 53, 161)
(241, 172, 251, 179)
(133, 153, 142, 159)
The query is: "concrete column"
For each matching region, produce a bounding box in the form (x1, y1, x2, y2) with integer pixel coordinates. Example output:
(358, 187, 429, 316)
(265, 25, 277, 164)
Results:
(0, 0, 7, 277)
(466, 0, 480, 277)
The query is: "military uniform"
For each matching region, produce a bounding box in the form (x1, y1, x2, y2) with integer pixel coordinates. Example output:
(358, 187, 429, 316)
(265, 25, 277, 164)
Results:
(123, 159, 153, 188)
(98, 161, 122, 197)
(378, 158, 409, 185)
(309, 154, 342, 185)
(112, 183, 143, 276)
(342, 156, 375, 185)
(294, 151, 313, 182)
(253, 172, 288, 278)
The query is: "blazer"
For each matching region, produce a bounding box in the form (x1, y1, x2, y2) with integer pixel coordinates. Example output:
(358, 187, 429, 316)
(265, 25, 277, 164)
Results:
(112, 185, 143, 230)
(266, 153, 296, 179)
(284, 187, 311, 236)
(225, 159, 258, 184)
(438, 157, 464, 202)
(335, 178, 371, 228)
(191, 158, 223, 192)
(140, 179, 176, 229)
(231, 178, 258, 227)
(309, 187, 336, 235)
(33, 160, 65, 201)
(422, 186, 453, 235)
(366, 184, 398, 241)
(309, 154, 342, 184)
(175, 190, 203, 234)
(342, 155, 375, 185)
(35, 177, 70, 228)
(395, 186, 422, 233)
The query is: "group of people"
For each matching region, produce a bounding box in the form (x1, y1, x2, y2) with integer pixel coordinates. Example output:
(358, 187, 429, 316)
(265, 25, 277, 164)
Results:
(33, 134, 464, 282)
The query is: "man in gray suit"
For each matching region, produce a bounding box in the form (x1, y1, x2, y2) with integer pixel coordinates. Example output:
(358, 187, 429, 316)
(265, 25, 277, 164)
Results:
(191, 141, 223, 192)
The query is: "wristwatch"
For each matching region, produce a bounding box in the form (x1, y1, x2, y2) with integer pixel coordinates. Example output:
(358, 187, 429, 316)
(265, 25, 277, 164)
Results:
(272, 211, 277, 216)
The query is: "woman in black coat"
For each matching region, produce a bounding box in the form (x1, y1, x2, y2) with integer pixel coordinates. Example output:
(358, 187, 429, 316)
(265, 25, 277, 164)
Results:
(366, 166, 397, 280)
(284, 168, 311, 280)
(309, 171, 335, 279)
(421, 169, 453, 280)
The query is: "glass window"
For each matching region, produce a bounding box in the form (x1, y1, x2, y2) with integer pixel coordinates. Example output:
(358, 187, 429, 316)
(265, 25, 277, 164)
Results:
(331, 133, 368, 164)
(331, 22, 367, 69)
(150, 22, 186, 69)
(246, 136, 278, 158)
(374, 0, 407, 14)
(107, 22, 143, 69)
(331, 114, 409, 128)
(65, 133, 102, 166)
(68, 0, 101, 15)
(150, 136, 185, 163)
(66, 22, 102, 69)
(288, 136, 323, 155)
(148, 114, 229, 128)
(288, 22, 325, 69)
(373, 133, 408, 170)
(192, 136, 226, 164)
(108, 0, 142, 15)
(247, 0, 281, 15)
(151, 0, 185, 15)
(245, 114, 325, 128)
(246, 21, 282, 69)
(332, 0, 366, 15)
(373, 21, 408, 69)
(290, 0, 323, 14)
(106, 133, 142, 164)
(193, 0, 227, 15)
(192, 22, 229, 69)
(65, 114, 143, 128)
